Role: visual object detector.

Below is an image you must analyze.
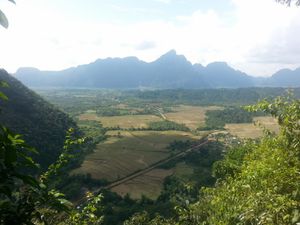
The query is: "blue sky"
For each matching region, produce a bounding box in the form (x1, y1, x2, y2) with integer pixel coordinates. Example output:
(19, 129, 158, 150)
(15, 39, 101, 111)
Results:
(0, 0, 300, 76)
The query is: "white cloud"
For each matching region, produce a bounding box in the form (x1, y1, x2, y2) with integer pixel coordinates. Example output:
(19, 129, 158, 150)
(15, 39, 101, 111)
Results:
(134, 41, 157, 50)
(0, 0, 300, 76)
(229, 0, 300, 75)
(154, 0, 172, 4)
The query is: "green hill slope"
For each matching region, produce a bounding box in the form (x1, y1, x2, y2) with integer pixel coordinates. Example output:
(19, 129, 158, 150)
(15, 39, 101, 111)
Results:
(0, 69, 76, 170)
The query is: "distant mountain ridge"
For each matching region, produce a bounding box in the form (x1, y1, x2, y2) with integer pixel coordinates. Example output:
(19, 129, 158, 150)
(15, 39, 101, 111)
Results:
(14, 50, 300, 88)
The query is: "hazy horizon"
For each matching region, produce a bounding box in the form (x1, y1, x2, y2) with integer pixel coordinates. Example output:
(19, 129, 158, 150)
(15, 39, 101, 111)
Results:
(12, 49, 299, 78)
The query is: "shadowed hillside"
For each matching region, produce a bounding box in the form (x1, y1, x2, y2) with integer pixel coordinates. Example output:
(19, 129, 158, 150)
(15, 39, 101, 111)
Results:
(0, 69, 77, 170)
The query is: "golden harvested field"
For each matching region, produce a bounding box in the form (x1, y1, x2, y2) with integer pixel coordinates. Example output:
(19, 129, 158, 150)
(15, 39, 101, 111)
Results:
(79, 105, 222, 130)
(71, 130, 202, 182)
(78, 114, 162, 129)
(165, 105, 223, 130)
(225, 116, 279, 139)
(111, 169, 174, 199)
(110, 162, 195, 199)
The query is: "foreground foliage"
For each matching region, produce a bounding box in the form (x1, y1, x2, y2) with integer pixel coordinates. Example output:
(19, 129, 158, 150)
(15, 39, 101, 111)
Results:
(0, 124, 104, 224)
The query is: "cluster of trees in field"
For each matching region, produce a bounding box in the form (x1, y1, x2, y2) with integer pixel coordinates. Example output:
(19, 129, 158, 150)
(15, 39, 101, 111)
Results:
(105, 120, 190, 132)
(95, 106, 172, 117)
(147, 120, 190, 131)
(78, 120, 107, 144)
(167, 140, 193, 151)
(96, 107, 137, 116)
(200, 106, 258, 130)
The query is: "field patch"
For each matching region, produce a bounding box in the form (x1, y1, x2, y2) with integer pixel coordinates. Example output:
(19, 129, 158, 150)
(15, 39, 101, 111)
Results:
(71, 130, 201, 183)
(111, 169, 174, 199)
(78, 114, 162, 129)
(165, 105, 223, 130)
(225, 116, 279, 139)
(110, 162, 195, 199)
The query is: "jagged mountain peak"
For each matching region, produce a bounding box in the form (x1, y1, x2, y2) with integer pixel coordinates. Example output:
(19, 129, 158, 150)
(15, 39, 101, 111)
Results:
(206, 61, 230, 69)
(16, 67, 41, 74)
(13, 52, 300, 88)
(154, 50, 191, 66)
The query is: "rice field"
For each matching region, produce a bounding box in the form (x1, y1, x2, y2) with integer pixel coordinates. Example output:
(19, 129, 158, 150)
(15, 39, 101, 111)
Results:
(165, 105, 223, 130)
(71, 130, 201, 182)
(79, 113, 162, 129)
(225, 116, 279, 139)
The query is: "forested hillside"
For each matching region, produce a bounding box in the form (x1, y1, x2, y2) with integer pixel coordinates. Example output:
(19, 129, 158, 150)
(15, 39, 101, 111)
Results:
(0, 69, 76, 169)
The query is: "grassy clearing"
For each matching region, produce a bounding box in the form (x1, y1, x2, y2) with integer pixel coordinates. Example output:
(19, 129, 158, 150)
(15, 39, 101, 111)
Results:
(172, 162, 194, 181)
(71, 130, 201, 182)
(78, 114, 162, 129)
(165, 105, 223, 130)
(225, 116, 279, 139)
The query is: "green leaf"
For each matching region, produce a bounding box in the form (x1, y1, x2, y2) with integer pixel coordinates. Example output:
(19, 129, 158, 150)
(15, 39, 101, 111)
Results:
(0, 81, 9, 87)
(0, 9, 9, 29)
(8, 0, 16, 4)
(0, 92, 8, 101)
(58, 198, 73, 207)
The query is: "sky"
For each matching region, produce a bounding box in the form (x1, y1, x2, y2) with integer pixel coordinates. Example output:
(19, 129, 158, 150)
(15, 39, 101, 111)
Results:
(0, 0, 300, 76)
